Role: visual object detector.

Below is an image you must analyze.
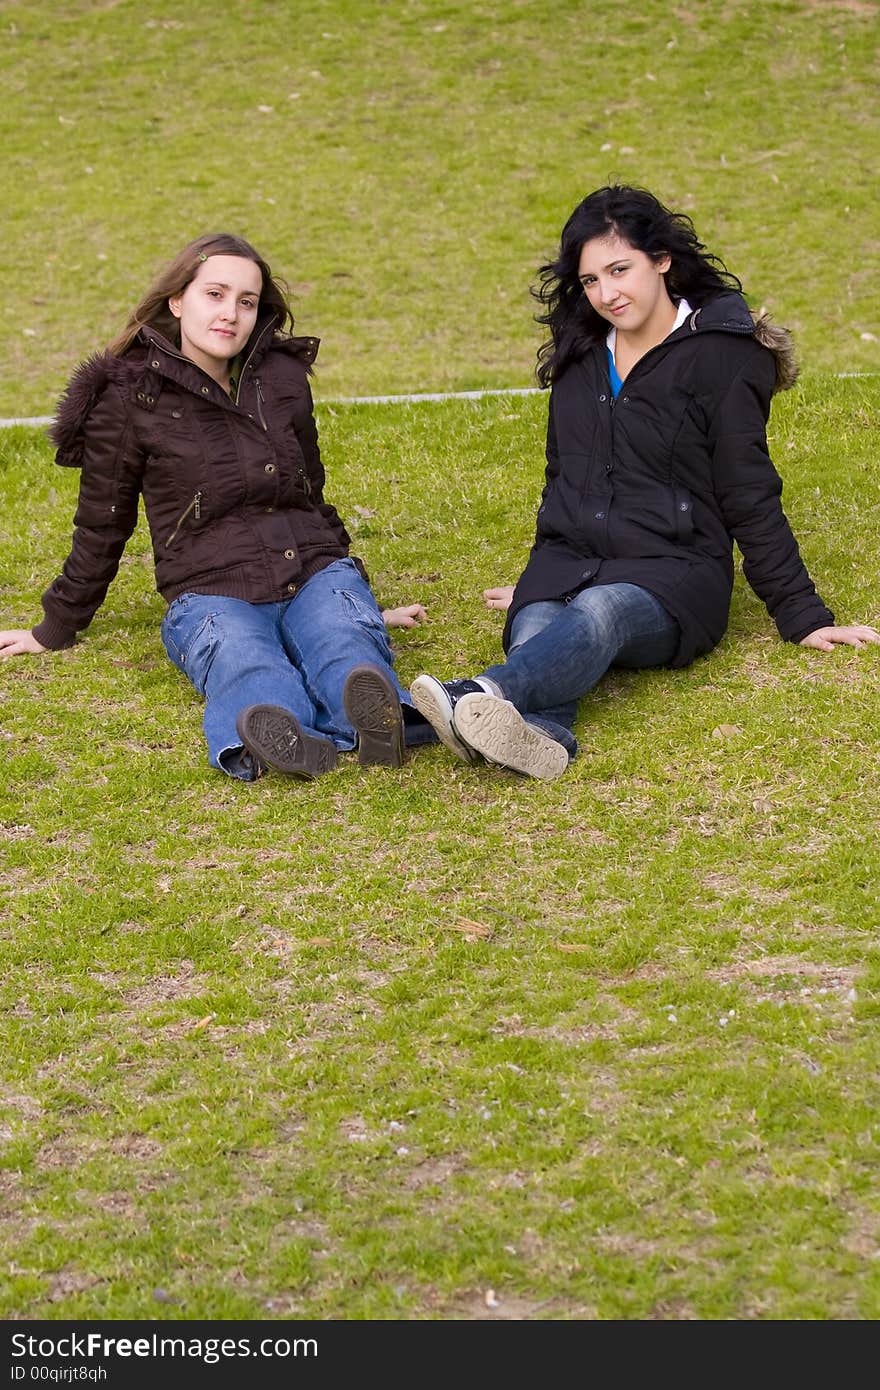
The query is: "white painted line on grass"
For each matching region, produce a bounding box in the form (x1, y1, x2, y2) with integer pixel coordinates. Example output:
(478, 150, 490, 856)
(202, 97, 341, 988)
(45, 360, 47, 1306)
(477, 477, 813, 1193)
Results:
(1, 375, 876, 430)
(322, 387, 543, 404)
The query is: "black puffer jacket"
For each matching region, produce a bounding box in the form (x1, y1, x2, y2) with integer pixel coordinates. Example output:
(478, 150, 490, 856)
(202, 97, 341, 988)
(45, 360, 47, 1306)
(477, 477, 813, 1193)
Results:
(35, 317, 362, 650)
(503, 292, 834, 664)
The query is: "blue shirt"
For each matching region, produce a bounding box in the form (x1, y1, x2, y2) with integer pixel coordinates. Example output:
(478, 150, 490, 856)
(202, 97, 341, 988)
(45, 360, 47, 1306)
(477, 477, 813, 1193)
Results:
(606, 347, 624, 399)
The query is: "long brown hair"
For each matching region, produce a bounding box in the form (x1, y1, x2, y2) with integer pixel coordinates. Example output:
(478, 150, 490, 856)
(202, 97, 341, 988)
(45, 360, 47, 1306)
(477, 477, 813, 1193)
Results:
(108, 232, 294, 355)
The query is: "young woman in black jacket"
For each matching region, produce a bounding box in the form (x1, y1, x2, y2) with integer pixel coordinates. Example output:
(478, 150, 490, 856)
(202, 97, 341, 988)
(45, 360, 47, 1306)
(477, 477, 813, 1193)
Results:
(0, 233, 434, 780)
(411, 185, 878, 778)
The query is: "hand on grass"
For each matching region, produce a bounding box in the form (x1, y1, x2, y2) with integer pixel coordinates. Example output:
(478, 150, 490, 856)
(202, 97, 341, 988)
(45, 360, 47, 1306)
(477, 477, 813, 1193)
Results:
(483, 586, 514, 611)
(799, 624, 880, 652)
(0, 629, 47, 657)
(382, 603, 427, 629)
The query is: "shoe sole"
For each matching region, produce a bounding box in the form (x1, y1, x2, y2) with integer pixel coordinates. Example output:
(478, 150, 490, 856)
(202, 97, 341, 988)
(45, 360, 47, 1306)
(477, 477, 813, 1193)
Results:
(342, 664, 405, 767)
(236, 704, 338, 779)
(409, 675, 478, 763)
(453, 694, 569, 780)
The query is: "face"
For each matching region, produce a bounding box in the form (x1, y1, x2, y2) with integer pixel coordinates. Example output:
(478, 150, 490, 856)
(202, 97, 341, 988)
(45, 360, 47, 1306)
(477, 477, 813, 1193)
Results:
(577, 232, 673, 338)
(168, 254, 262, 380)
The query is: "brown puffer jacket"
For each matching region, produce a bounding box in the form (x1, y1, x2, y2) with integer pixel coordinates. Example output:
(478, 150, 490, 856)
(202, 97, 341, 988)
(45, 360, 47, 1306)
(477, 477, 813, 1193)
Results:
(34, 318, 363, 649)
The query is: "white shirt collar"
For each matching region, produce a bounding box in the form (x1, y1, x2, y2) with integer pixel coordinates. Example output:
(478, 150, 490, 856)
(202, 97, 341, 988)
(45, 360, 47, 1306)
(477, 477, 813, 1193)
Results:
(606, 297, 693, 353)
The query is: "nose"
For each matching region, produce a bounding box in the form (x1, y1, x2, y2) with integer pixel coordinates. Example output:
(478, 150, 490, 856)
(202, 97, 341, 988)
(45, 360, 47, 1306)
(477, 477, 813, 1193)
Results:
(219, 301, 238, 322)
(600, 278, 620, 306)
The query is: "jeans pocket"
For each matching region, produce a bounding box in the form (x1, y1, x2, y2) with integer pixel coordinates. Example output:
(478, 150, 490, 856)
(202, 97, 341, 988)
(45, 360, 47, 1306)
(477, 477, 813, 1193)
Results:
(335, 588, 394, 661)
(161, 595, 219, 694)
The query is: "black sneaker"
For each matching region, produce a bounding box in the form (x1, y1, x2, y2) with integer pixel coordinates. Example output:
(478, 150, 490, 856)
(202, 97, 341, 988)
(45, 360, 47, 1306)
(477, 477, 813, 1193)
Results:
(342, 663, 405, 768)
(409, 675, 495, 763)
(236, 705, 338, 779)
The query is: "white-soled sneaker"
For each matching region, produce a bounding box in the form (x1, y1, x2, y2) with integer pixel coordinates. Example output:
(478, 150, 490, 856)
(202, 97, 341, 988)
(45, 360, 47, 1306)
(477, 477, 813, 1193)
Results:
(409, 675, 494, 763)
(452, 693, 569, 781)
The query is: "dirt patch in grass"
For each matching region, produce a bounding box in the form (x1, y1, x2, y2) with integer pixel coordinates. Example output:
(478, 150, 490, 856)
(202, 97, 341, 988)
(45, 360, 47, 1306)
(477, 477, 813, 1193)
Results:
(46, 1268, 106, 1301)
(441, 1288, 594, 1319)
(519, 1014, 641, 1045)
(90, 961, 201, 1010)
(797, 0, 877, 15)
(0, 1091, 42, 1122)
(402, 1154, 465, 1190)
(841, 1198, 880, 1259)
(37, 1136, 101, 1170)
(0, 1170, 23, 1211)
(648, 1297, 700, 1319)
(708, 956, 858, 991)
(108, 1133, 165, 1162)
(90, 1190, 141, 1219)
(0, 823, 37, 841)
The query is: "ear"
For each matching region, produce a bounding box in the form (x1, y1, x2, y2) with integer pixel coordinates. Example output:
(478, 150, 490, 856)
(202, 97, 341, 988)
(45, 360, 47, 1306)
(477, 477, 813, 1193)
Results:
(656, 252, 671, 275)
(168, 296, 182, 320)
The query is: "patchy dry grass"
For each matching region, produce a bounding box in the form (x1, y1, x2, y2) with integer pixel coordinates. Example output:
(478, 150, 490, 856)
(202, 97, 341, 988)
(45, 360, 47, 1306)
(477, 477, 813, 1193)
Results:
(2, 380, 880, 1319)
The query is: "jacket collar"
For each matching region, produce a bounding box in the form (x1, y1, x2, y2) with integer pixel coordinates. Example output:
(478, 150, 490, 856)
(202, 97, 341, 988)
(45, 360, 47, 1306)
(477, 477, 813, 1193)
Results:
(137, 317, 319, 383)
(678, 291, 756, 338)
(138, 313, 279, 376)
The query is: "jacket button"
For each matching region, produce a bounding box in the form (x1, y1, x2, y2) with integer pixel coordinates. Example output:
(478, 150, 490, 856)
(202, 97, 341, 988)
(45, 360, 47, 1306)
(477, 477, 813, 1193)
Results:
(151, 359, 160, 368)
(287, 583, 297, 593)
(284, 548, 296, 559)
(171, 409, 182, 419)
(599, 394, 607, 402)
(679, 501, 689, 511)
(201, 386, 210, 395)
(595, 511, 606, 519)
(264, 463, 275, 474)
(621, 396, 629, 403)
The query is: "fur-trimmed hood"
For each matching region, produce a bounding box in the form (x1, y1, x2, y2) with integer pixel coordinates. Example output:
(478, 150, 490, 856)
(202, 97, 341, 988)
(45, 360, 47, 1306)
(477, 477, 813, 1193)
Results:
(751, 311, 799, 392)
(48, 350, 131, 466)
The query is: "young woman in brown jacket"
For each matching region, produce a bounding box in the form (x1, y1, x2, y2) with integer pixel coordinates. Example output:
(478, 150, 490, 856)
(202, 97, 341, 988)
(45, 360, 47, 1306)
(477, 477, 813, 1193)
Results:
(0, 233, 434, 780)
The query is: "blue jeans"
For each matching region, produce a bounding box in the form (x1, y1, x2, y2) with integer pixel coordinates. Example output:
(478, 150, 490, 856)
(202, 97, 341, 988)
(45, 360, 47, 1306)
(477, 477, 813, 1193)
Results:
(481, 583, 680, 758)
(161, 559, 433, 779)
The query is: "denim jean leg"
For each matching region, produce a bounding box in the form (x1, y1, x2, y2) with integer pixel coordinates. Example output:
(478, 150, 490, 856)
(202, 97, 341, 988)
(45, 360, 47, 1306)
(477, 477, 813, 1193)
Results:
(161, 593, 320, 776)
(280, 559, 431, 749)
(481, 584, 679, 727)
(501, 600, 579, 753)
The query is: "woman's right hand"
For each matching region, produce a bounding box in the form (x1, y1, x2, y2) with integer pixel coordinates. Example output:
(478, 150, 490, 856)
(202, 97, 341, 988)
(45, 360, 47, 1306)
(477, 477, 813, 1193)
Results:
(0, 630, 48, 657)
(483, 586, 515, 611)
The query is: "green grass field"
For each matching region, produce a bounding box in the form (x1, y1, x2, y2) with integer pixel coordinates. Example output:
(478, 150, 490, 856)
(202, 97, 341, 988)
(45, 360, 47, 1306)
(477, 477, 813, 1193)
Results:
(2, 0, 878, 412)
(2, 0, 880, 1322)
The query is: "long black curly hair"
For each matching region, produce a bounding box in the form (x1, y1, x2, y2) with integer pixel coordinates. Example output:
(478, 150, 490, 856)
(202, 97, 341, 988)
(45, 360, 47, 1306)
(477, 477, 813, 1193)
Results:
(534, 185, 743, 386)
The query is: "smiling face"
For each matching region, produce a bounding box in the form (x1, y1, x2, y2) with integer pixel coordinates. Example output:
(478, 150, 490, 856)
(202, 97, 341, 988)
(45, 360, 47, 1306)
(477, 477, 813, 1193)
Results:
(577, 232, 674, 342)
(168, 254, 263, 383)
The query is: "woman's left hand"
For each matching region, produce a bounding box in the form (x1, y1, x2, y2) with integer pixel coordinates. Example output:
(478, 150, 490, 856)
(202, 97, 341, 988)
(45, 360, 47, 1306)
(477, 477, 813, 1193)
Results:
(382, 603, 427, 629)
(800, 624, 880, 652)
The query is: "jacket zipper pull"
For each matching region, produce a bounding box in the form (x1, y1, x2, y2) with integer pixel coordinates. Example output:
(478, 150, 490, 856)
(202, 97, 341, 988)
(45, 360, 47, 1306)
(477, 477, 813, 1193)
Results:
(254, 377, 268, 431)
(166, 490, 202, 547)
